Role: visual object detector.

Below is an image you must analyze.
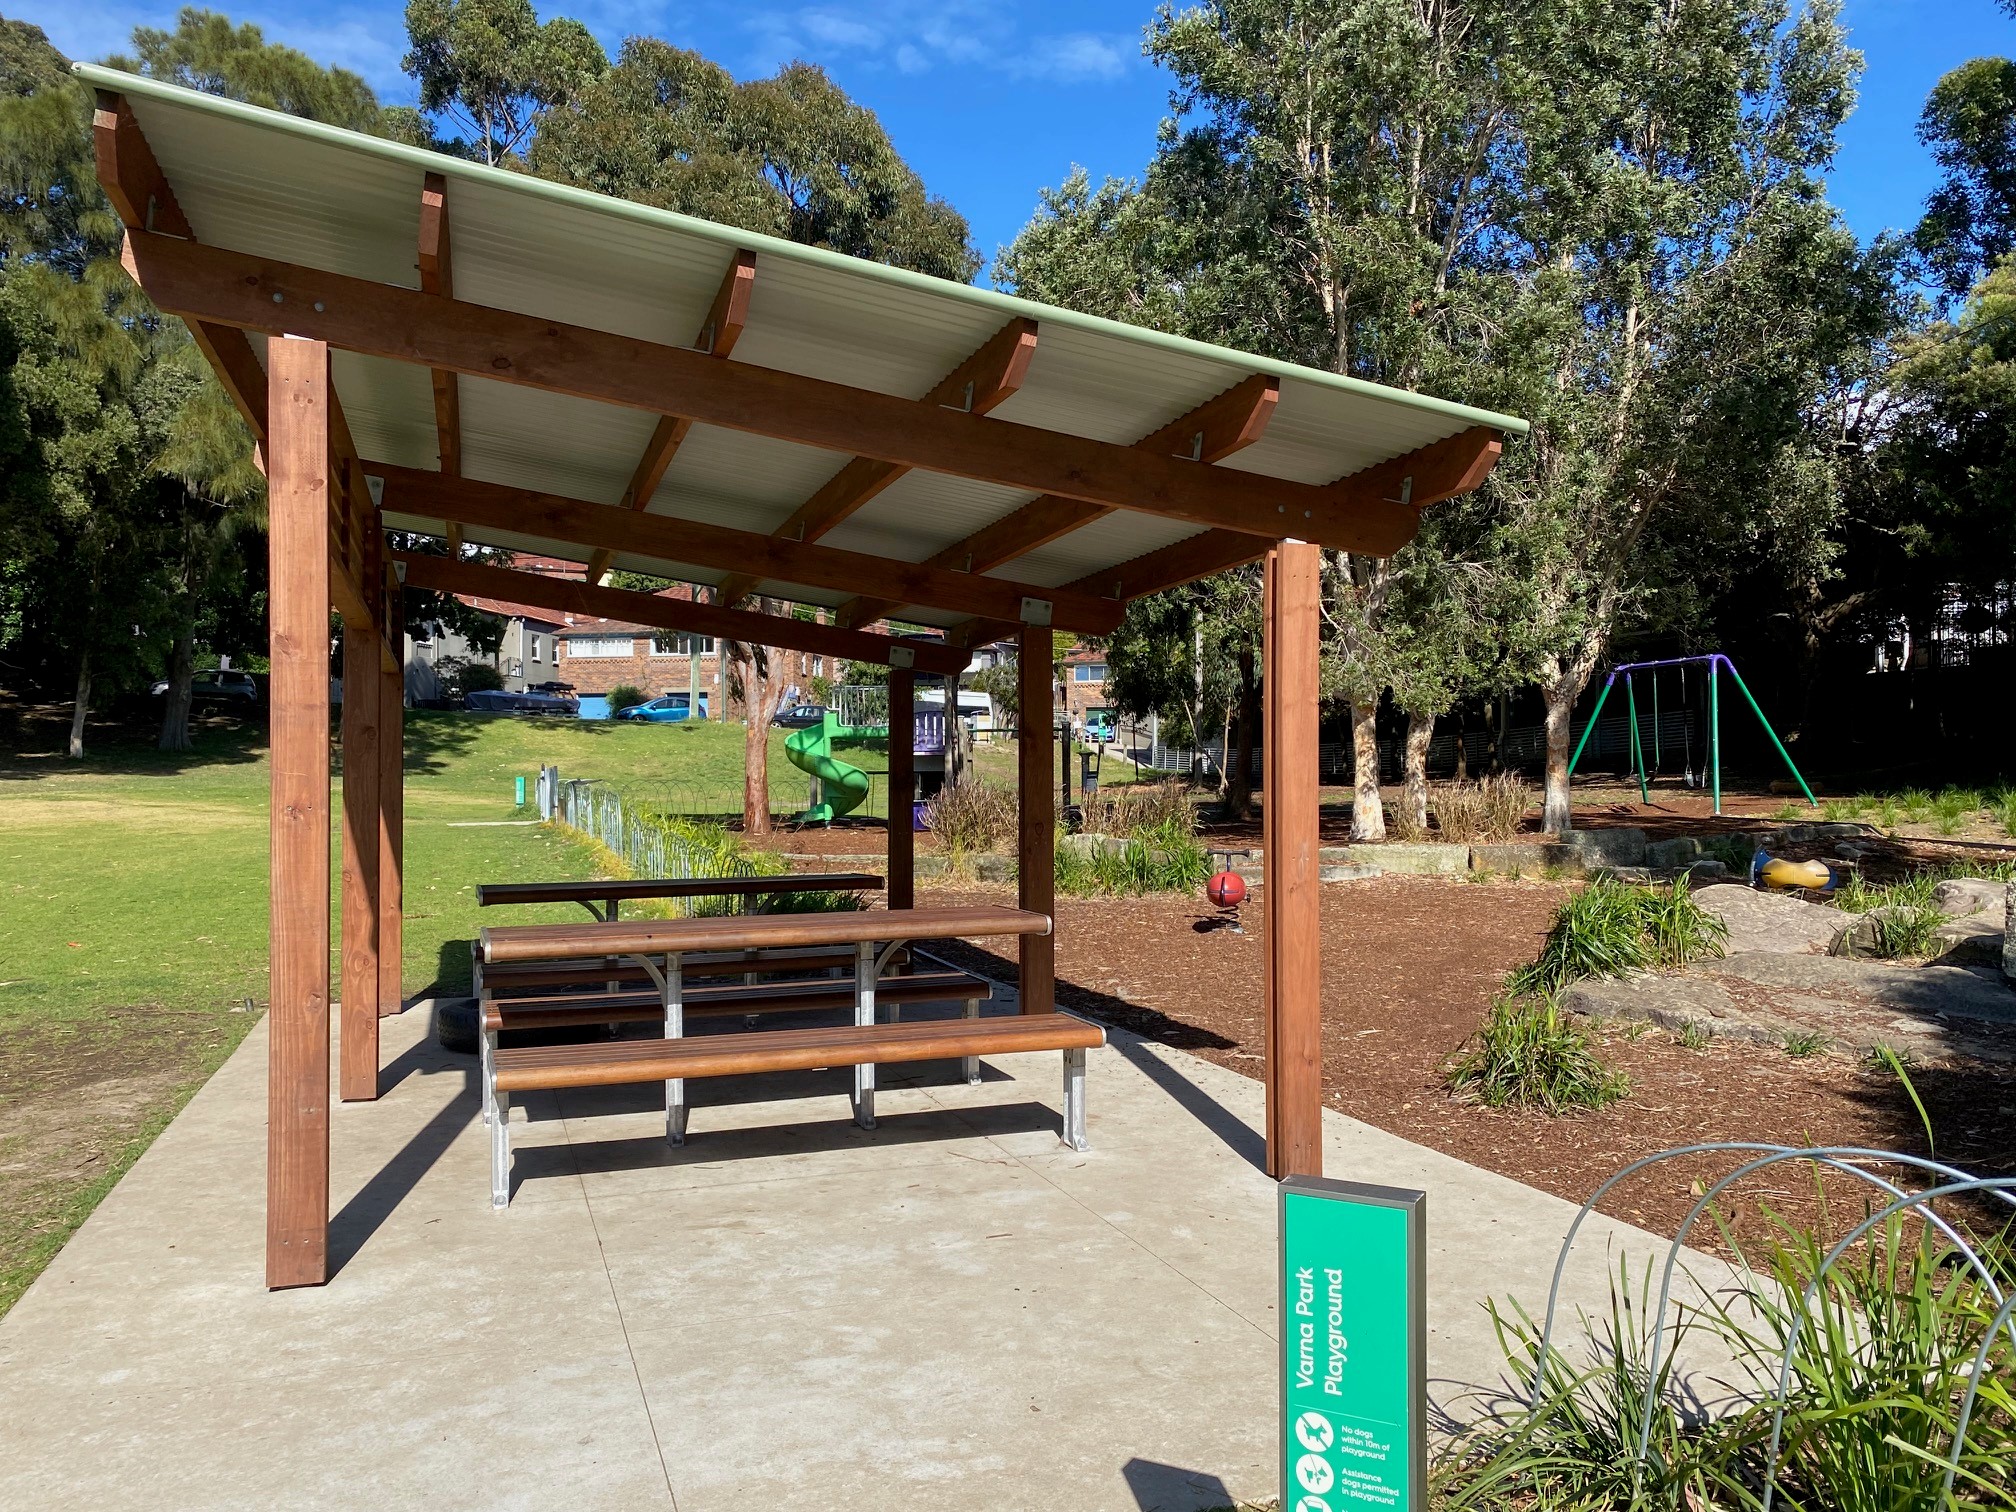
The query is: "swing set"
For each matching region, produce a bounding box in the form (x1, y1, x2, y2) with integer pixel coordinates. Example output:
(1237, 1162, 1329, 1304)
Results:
(1565, 653, 1817, 816)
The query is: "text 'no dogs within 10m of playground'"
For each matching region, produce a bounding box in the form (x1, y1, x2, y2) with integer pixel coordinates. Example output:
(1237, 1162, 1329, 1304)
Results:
(1279, 1177, 1427, 1511)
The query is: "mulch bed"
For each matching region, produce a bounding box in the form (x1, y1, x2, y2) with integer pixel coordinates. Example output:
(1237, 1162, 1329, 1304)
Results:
(918, 874, 2016, 1258)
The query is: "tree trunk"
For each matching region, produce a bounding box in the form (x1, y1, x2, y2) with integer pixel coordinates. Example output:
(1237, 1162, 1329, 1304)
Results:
(67, 652, 91, 759)
(1453, 709, 1467, 781)
(1541, 671, 1580, 834)
(1402, 711, 1434, 832)
(158, 630, 197, 752)
(1228, 645, 1257, 819)
(1349, 699, 1385, 841)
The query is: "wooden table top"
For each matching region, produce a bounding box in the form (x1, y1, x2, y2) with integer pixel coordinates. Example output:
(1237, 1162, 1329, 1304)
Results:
(476, 873, 883, 906)
(480, 905, 1051, 964)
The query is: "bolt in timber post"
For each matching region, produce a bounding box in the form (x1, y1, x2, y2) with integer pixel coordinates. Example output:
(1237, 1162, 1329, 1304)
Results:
(1710, 659, 1722, 817)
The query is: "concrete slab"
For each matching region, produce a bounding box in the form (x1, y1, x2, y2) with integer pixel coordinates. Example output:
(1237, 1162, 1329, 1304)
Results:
(0, 1002, 1724, 1511)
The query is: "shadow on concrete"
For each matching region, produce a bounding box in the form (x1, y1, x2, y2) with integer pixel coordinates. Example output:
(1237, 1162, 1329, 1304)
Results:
(1107, 1033, 1267, 1174)
(1120, 1456, 1236, 1511)
(329, 1050, 481, 1276)
(510, 1100, 1063, 1194)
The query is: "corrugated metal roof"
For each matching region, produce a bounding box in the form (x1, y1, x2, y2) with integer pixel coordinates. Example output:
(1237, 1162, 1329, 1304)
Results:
(83, 65, 1527, 627)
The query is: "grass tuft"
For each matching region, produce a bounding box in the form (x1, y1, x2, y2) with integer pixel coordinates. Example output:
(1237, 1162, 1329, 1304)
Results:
(1781, 1029, 1828, 1058)
(1444, 992, 1631, 1114)
(1509, 878, 1727, 995)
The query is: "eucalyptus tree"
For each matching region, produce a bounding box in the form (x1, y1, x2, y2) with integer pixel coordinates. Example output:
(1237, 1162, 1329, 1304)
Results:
(402, 0, 604, 164)
(1916, 3, 2016, 303)
(529, 40, 977, 279)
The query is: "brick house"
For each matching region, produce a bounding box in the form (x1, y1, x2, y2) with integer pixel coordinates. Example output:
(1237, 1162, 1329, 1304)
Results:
(1059, 643, 1112, 730)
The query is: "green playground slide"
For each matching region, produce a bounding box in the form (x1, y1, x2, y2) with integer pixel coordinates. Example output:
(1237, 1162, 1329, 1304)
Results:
(784, 711, 872, 823)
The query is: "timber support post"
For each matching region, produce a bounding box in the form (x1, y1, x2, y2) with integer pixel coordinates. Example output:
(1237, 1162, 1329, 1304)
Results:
(1262, 541, 1322, 1180)
(378, 588, 404, 1017)
(338, 614, 381, 1100)
(887, 667, 915, 911)
(266, 336, 333, 1287)
(1017, 625, 1055, 1014)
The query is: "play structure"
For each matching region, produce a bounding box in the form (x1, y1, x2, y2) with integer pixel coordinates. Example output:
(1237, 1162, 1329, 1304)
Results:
(783, 711, 874, 823)
(1566, 653, 1816, 815)
(785, 691, 967, 825)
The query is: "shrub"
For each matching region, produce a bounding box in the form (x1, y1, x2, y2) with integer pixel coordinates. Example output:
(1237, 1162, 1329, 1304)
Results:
(1431, 782, 1487, 842)
(1444, 993, 1630, 1114)
(1509, 878, 1726, 995)
(1478, 772, 1531, 840)
(924, 778, 1016, 866)
(606, 682, 649, 713)
(1078, 780, 1197, 840)
(446, 658, 504, 696)
(1055, 816, 1210, 897)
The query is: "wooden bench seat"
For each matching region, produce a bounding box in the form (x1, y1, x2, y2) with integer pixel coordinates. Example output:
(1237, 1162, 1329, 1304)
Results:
(486, 1012, 1103, 1206)
(482, 969, 991, 1033)
(474, 946, 915, 999)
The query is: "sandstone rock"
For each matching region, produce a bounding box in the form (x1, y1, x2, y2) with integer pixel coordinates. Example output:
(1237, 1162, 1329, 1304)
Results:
(1697, 951, 2016, 1026)
(2006, 879, 2015, 984)
(1357, 841, 1469, 875)
(1468, 842, 1557, 873)
(1931, 917, 2004, 968)
(1646, 836, 1702, 867)
(1559, 827, 1649, 865)
(1591, 866, 1653, 884)
(1932, 877, 2005, 918)
(1319, 863, 1381, 883)
(1563, 975, 1746, 1037)
(1684, 860, 1729, 884)
(1693, 883, 1842, 955)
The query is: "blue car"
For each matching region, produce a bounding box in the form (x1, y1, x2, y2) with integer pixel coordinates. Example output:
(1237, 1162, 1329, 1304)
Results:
(614, 693, 708, 722)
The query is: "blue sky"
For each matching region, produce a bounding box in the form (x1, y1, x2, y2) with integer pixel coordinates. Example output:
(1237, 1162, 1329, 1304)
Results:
(22, 0, 2014, 275)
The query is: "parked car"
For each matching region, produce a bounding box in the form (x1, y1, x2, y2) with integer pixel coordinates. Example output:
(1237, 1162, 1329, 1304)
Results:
(615, 693, 707, 723)
(150, 670, 259, 703)
(772, 703, 830, 729)
(464, 687, 579, 715)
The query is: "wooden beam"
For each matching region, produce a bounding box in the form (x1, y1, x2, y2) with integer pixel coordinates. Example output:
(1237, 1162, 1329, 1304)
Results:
(416, 174, 462, 554)
(339, 616, 381, 1102)
(92, 92, 270, 441)
(369, 462, 1123, 635)
(265, 335, 332, 1289)
(393, 553, 970, 676)
(1017, 625, 1055, 1014)
(120, 230, 1442, 552)
(378, 591, 405, 1018)
(1263, 542, 1322, 1180)
(715, 317, 1040, 604)
(585, 250, 758, 581)
(842, 375, 1277, 627)
(951, 426, 1507, 645)
(888, 669, 915, 912)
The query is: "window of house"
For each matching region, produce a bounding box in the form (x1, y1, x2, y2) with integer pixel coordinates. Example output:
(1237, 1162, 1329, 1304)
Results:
(1074, 663, 1107, 682)
(528, 634, 544, 662)
(568, 636, 636, 658)
(810, 656, 824, 676)
(652, 634, 715, 655)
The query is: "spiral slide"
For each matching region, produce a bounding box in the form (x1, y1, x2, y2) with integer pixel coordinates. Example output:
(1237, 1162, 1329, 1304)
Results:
(784, 711, 872, 823)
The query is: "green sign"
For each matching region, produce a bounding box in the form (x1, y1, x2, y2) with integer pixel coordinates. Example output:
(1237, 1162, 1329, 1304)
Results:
(1279, 1176, 1426, 1511)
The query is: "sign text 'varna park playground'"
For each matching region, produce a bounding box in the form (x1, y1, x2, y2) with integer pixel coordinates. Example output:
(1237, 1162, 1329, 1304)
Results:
(1279, 1178, 1428, 1511)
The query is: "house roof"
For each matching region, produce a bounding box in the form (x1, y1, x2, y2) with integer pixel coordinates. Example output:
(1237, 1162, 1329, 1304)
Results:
(86, 66, 1526, 633)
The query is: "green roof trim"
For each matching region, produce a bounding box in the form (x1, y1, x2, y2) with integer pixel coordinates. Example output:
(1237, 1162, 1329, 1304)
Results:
(77, 63, 1529, 440)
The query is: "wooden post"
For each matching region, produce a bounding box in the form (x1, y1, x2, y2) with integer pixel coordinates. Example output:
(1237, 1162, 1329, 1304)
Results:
(887, 667, 915, 911)
(378, 597, 404, 1017)
(338, 616, 381, 1101)
(266, 336, 332, 1288)
(1016, 625, 1055, 1013)
(1263, 542, 1323, 1179)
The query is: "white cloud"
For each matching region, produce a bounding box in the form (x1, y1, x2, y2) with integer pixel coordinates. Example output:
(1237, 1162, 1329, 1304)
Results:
(739, 2, 1139, 85)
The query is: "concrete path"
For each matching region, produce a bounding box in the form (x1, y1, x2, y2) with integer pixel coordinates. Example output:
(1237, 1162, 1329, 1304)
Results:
(0, 1002, 1715, 1512)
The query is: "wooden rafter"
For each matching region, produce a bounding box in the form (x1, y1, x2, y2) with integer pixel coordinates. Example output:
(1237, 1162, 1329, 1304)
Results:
(95, 93, 387, 645)
(417, 173, 462, 553)
(395, 553, 971, 675)
(714, 317, 1039, 605)
(584, 249, 757, 583)
(950, 426, 1505, 645)
(369, 462, 1124, 635)
(120, 230, 1437, 552)
(839, 375, 1277, 628)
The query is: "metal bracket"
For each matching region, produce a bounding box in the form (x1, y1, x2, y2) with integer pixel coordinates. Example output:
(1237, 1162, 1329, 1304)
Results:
(888, 645, 915, 670)
(694, 322, 717, 356)
(1181, 431, 1204, 461)
(365, 474, 385, 508)
(942, 379, 977, 413)
(1019, 597, 1053, 626)
(392, 558, 408, 584)
(1383, 475, 1415, 508)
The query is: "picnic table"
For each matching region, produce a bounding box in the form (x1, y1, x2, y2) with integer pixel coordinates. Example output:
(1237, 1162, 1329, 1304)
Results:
(477, 905, 1102, 1206)
(475, 872, 883, 921)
